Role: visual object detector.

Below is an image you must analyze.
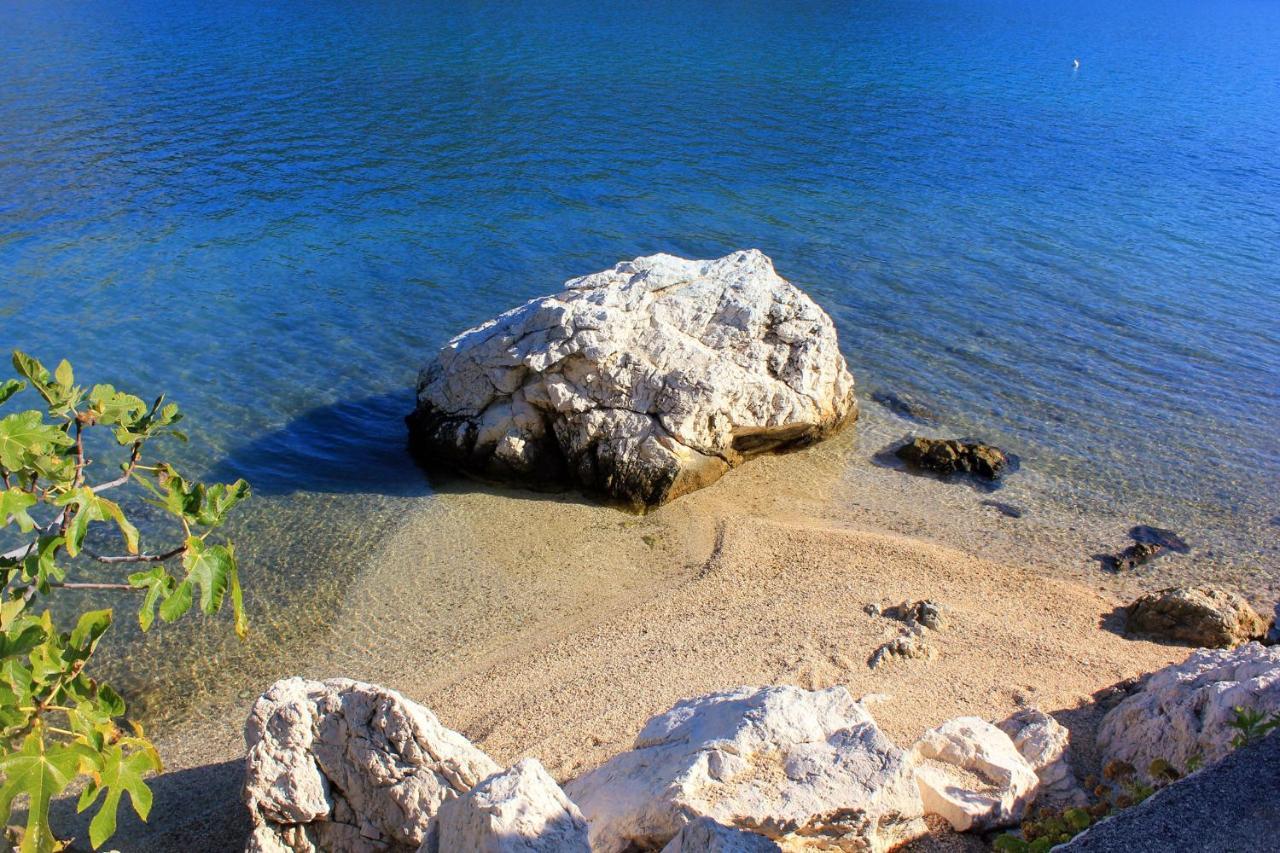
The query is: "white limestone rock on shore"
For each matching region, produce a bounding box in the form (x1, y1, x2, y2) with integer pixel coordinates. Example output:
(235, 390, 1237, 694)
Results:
(408, 250, 856, 508)
(910, 717, 1039, 832)
(997, 708, 1087, 808)
(660, 817, 782, 852)
(1096, 643, 1280, 780)
(423, 758, 589, 853)
(243, 677, 499, 853)
(564, 685, 925, 852)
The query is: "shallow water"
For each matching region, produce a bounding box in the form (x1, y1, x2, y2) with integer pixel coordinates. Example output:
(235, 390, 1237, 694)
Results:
(1, 0, 1278, 725)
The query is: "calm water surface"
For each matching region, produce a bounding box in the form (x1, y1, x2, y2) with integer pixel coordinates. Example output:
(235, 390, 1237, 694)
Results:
(1, 0, 1278, 722)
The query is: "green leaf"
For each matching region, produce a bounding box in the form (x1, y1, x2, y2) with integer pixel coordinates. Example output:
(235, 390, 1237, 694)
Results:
(181, 537, 235, 615)
(195, 479, 251, 528)
(228, 543, 248, 639)
(0, 733, 88, 853)
(0, 378, 25, 407)
(69, 609, 112, 654)
(0, 487, 38, 532)
(87, 384, 146, 428)
(128, 567, 175, 632)
(21, 536, 65, 593)
(0, 411, 75, 473)
(79, 741, 159, 849)
(53, 360, 73, 391)
(55, 488, 138, 557)
(11, 351, 51, 392)
(158, 580, 192, 623)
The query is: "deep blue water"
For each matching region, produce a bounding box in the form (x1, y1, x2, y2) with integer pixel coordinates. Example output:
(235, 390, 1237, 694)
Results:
(2, 0, 1279, 708)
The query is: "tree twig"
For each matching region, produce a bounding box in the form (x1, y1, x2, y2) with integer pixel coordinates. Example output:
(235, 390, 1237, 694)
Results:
(85, 545, 186, 564)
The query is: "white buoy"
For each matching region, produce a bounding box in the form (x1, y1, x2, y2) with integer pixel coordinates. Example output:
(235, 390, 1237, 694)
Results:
(1073, 58, 1081, 68)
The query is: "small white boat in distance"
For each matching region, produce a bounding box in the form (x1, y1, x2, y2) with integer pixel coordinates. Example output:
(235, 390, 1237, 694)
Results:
(1073, 58, 1081, 68)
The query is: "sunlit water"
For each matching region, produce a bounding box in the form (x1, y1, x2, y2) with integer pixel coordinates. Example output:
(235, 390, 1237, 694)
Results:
(2, 0, 1278, 727)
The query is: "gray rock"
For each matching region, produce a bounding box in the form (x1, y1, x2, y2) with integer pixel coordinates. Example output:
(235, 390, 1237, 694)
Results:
(869, 625, 934, 669)
(565, 685, 925, 852)
(407, 250, 856, 509)
(996, 708, 1088, 808)
(424, 758, 589, 853)
(660, 817, 781, 852)
(1096, 643, 1280, 781)
(243, 677, 499, 853)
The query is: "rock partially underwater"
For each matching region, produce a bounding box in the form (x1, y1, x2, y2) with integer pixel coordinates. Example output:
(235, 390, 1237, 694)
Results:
(407, 250, 856, 509)
(894, 437, 1008, 481)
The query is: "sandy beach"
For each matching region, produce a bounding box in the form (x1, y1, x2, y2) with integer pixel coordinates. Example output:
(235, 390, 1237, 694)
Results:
(71, 414, 1221, 851)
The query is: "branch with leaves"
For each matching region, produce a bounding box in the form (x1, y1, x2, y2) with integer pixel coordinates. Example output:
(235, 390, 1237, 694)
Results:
(0, 352, 249, 852)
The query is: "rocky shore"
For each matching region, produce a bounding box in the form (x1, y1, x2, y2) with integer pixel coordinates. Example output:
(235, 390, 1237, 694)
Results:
(78, 252, 1279, 851)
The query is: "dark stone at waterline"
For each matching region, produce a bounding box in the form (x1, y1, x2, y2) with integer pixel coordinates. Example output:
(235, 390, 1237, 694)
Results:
(1108, 541, 1167, 572)
(894, 437, 1008, 480)
(1124, 586, 1269, 648)
(1129, 525, 1191, 554)
(870, 390, 937, 424)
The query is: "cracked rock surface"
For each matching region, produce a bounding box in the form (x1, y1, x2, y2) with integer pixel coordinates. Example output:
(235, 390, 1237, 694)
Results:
(408, 250, 856, 508)
(1096, 643, 1280, 780)
(243, 677, 499, 853)
(564, 685, 925, 853)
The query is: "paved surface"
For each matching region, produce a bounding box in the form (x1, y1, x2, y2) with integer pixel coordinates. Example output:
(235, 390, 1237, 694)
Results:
(1060, 730, 1280, 852)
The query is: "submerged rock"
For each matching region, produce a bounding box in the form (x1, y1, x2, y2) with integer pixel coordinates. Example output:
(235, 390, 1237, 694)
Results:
(895, 437, 1008, 480)
(1096, 643, 1280, 780)
(1105, 540, 1166, 571)
(565, 685, 925, 852)
(1124, 586, 1269, 648)
(870, 390, 937, 424)
(425, 758, 589, 853)
(996, 709, 1087, 808)
(407, 250, 856, 509)
(243, 677, 499, 853)
(910, 717, 1039, 832)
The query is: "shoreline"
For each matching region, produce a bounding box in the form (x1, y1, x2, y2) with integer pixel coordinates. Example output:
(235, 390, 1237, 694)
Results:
(76, 407, 1238, 850)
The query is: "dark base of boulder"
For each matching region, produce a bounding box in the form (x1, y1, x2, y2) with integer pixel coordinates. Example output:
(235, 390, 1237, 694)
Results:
(406, 403, 856, 511)
(894, 437, 1008, 480)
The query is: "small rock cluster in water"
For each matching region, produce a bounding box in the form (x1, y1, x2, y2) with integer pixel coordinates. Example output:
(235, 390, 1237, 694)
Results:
(895, 437, 1009, 480)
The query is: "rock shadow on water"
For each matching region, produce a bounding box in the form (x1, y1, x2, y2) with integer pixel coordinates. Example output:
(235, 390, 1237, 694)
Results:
(206, 392, 431, 497)
(871, 436, 1020, 494)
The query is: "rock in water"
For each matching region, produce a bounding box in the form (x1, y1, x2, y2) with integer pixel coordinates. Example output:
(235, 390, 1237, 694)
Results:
(910, 717, 1040, 832)
(407, 250, 856, 509)
(564, 685, 925, 852)
(1096, 644, 1280, 780)
(243, 677, 499, 853)
(894, 437, 1008, 480)
(1124, 586, 1270, 648)
(660, 817, 782, 852)
(425, 758, 589, 853)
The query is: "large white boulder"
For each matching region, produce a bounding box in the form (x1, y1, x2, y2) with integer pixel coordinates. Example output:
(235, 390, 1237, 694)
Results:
(996, 709, 1087, 808)
(564, 685, 925, 852)
(243, 677, 499, 853)
(1096, 643, 1280, 779)
(424, 758, 589, 853)
(910, 717, 1039, 832)
(408, 250, 856, 508)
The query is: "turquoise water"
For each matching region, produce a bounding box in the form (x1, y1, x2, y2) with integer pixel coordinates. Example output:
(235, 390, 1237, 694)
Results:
(2, 0, 1279, 715)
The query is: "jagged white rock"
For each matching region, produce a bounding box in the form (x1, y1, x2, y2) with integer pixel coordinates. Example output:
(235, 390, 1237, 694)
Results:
(408, 250, 856, 508)
(422, 758, 589, 853)
(997, 709, 1087, 808)
(564, 685, 924, 853)
(243, 677, 499, 853)
(910, 717, 1039, 832)
(660, 817, 782, 852)
(1097, 643, 1280, 779)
